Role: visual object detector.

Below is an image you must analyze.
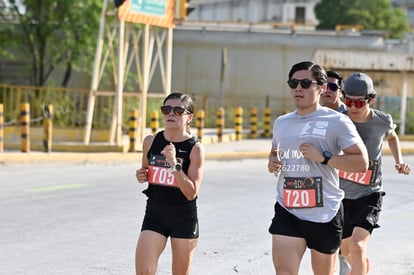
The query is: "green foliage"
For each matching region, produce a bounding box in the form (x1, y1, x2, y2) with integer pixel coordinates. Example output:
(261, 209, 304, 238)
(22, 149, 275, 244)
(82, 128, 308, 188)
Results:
(314, 0, 411, 39)
(0, 0, 103, 86)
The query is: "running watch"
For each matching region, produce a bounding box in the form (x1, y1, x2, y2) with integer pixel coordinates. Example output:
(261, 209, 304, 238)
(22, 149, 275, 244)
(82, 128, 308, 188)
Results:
(321, 151, 332, 165)
(170, 162, 182, 172)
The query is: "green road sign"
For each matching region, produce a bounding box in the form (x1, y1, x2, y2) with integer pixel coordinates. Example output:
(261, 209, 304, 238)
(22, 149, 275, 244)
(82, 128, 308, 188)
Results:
(130, 0, 167, 17)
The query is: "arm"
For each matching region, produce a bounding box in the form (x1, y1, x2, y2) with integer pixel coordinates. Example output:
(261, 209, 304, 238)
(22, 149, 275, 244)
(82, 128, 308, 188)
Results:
(176, 143, 205, 200)
(163, 142, 205, 201)
(135, 135, 154, 183)
(388, 131, 412, 175)
(300, 142, 369, 173)
(268, 146, 283, 174)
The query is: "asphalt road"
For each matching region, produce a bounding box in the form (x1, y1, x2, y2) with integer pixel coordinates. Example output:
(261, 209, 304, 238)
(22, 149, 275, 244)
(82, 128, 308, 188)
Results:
(0, 156, 413, 275)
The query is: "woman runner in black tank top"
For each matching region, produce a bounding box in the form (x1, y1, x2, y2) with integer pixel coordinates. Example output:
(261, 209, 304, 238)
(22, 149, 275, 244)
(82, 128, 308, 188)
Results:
(134, 92, 205, 275)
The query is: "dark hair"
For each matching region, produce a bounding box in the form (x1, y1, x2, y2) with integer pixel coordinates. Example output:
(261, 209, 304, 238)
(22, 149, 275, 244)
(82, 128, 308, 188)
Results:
(288, 61, 327, 85)
(327, 70, 343, 89)
(163, 92, 194, 114)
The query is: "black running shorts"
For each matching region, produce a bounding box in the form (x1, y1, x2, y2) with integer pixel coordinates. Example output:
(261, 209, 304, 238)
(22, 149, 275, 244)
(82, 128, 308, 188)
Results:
(269, 202, 343, 254)
(342, 191, 385, 239)
(141, 200, 199, 239)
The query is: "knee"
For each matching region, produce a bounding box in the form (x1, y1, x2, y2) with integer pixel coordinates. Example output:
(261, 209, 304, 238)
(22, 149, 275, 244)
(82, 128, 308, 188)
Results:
(135, 266, 157, 275)
(350, 239, 365, 255)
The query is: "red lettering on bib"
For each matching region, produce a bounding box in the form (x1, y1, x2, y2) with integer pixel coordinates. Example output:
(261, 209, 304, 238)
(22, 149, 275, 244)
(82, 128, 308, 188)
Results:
(283, 177, 323, 208)
(339, 160, 379, 186)
(147, 154, 178, 187)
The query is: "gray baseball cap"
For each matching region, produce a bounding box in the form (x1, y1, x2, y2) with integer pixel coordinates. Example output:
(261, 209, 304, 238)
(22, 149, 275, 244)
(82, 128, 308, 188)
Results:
(343, 72, 376, 96)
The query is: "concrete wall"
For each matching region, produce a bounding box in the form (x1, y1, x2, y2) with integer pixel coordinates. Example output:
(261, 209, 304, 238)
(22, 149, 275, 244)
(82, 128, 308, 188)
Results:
(148, 25, 414, 116)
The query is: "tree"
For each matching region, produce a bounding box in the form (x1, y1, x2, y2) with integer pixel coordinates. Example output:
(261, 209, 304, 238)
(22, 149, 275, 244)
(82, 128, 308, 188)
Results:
(314, 0, 411, 39)
(0, 0, 103, 86)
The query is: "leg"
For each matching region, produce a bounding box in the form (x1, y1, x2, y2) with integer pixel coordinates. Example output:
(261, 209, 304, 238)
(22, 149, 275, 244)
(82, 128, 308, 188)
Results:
(272, 234, 306, 275)
(310, 248, 338, 275)
(170, 237, 198, 275)
(340, 237, 352, 266)
(135, 230, 167, 275)
(338, 249, 351, 275)
(348, 227, 370, 275)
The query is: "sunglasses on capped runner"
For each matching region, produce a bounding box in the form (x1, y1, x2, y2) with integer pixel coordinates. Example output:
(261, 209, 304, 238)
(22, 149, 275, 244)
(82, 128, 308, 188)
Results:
(327, 82, 340, 92)
(287, 78, 318, 89)
(343, 96, 370, 108)
(160, 105, 190, 116)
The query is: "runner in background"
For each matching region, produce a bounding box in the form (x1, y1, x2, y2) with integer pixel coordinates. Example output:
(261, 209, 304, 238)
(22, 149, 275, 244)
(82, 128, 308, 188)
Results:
(320, 69, 351, 275)
(134, 92, 205, 275)
(321, 70, 347, 113)
(267, 61, 369, 275)
(339, 72, 412, 275)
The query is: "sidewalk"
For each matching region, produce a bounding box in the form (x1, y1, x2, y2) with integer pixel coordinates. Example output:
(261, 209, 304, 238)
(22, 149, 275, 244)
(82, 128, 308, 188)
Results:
(1, 137, 414, 163)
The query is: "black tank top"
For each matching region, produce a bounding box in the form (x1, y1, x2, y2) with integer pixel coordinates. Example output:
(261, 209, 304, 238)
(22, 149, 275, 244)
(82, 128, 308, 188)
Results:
(143, 131, 198, 204)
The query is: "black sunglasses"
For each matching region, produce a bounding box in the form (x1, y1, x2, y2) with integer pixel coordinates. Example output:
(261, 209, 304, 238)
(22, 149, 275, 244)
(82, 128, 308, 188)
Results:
(287, 79, 318, 89)
(160, 105, 189, 116)
(327, 82, 340, 92)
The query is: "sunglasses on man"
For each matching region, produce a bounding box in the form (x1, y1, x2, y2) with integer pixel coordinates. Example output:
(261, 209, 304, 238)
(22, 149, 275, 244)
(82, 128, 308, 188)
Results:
(287, 79, 318, 89)
(160, 105, 190, 116)
(343, 96, 370, 108)
(327, 82, 340, 92)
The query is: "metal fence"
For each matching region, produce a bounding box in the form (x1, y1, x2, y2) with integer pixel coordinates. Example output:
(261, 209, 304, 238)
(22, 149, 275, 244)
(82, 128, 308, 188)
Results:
(0, 84, 287, 131)
(1, 84, 413, 134)
(0, 85, 142, 130)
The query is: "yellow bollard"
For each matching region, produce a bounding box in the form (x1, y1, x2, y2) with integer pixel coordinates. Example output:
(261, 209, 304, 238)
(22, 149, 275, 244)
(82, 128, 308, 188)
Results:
(262, 107, 272, 138)
(150, 111, 159, 134)
(129, 109, 139, 152)
(43, 104, 53, 152)
(20, 102, 30, 152)
(196, 109, 205, 141)
(0, 104, 3, 153)
(235, 106, 243, 141)
(216, 107, 225, 142)
(249, 107, 258, 139)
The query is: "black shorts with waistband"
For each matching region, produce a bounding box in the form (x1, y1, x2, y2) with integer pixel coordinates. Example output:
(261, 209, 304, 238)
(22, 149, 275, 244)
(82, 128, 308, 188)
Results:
(269, 202, 343, 254)
(141, 200, 199, 239)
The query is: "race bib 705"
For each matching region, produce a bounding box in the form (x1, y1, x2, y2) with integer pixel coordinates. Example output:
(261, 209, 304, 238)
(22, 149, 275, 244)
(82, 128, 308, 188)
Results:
(147, 154, 178, 187)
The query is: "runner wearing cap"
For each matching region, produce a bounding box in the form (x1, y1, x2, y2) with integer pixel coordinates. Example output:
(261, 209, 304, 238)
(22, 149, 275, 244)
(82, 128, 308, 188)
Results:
(339, 72, 412, 275)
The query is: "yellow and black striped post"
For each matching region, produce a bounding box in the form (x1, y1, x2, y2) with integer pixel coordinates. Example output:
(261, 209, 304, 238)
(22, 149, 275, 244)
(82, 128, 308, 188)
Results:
(0, 104, 3, 153)
(235, 106, 243, 141)
(129, 109, 139, 152)
(20, 102, 30, 152)
(196, 109, 205, 141)
(249, 107, 258, 139)
(216, 107, 225, 142)
(43, 104, 53, 152)
(150, 111, 159, 134)
(262, 107, 272, 138)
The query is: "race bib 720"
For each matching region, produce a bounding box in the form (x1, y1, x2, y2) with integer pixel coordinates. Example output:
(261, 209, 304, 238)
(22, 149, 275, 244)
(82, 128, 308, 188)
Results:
(283, 177, 323, 208)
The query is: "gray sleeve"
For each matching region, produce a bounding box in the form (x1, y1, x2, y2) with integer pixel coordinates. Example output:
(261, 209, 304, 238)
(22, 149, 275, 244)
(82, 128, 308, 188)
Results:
(337, 115, 364, 150)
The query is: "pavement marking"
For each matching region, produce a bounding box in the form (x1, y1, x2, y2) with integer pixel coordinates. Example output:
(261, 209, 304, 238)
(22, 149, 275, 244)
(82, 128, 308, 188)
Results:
(27, 183, 87, 193)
